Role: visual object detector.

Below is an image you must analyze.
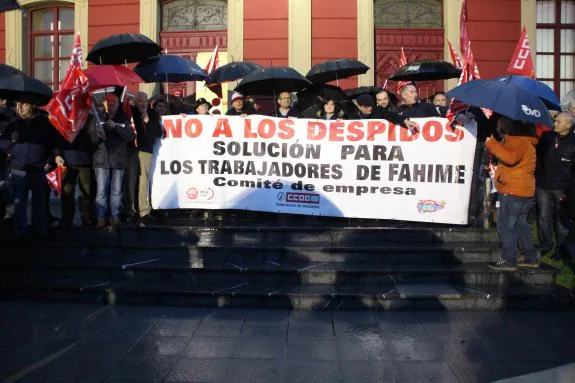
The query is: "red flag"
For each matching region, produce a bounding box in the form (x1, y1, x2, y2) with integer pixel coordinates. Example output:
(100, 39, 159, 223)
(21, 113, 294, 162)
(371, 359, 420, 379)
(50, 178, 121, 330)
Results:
(460, 0, 470, 58)
(204, 45, 220, 74)
(448, 40, 464, 70)
(447, 42, 492, 125)
(204, 45, 223, 99)
(46, 165, 66, 196)
(507, 26, 535, 78)
(396, 48, 411, 95)
(46, 32, 91, 143)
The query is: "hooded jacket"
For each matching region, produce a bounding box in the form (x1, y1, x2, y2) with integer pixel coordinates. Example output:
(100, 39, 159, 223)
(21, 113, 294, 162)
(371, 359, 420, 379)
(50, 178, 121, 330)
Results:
(485, 135, 539, 197)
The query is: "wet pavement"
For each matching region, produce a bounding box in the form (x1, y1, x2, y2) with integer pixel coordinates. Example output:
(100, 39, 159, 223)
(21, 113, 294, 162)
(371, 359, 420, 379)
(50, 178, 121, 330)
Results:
(1, 302, 575, 383)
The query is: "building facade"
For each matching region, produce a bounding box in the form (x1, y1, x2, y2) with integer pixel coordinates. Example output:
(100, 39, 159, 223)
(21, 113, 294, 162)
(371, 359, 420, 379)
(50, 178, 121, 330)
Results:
(0, 0, 572, 100)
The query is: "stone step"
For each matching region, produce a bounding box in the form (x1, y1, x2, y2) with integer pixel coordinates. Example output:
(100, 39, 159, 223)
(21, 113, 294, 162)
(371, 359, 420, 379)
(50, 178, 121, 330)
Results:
(0, 258, 557, 286)
(2, 242, 503, 264)
(6, 226, 501, 247)
(0, 277, 570, 310)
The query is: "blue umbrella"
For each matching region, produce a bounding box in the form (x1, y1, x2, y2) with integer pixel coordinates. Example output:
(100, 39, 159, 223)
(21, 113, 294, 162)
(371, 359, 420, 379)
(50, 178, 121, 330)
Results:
(494, 75, 561, 111)
(446, 78, 553, 127)
(134, 54, 208, 83)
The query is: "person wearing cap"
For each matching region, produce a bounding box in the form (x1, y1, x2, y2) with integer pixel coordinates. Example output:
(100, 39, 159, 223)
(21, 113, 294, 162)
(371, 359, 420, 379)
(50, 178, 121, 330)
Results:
(271, 92, 301, 118)
(226, 92, 251, 116)
(353, 94, 418, 132)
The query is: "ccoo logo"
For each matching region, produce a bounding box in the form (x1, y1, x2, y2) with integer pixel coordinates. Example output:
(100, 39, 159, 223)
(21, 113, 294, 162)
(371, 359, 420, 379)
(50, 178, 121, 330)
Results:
(521, 105, 541, 117)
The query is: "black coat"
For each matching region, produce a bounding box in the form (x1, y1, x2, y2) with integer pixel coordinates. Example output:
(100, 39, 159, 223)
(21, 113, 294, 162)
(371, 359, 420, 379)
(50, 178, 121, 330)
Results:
(0, 107, 17, 135)
(350, 106, 407, 127)
(270, 108, 301, 118)
(90, 110, 135, 169)
(536, 130, 575, 191)
(0, 113, 60, 170)
(398, 102, 442, 118)
(57, 116, 98, 167)
(132, 107, 163, 154)
(226, 107, 252, 116)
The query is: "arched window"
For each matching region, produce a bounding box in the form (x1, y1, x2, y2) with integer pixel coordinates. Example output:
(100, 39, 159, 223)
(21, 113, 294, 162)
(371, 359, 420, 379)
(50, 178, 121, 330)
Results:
(536, 0, 574, 97)
(29, 6, 74, 90)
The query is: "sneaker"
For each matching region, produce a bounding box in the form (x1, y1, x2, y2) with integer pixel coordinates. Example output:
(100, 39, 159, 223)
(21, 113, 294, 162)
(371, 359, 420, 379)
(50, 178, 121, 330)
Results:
(488, 260, 518, 271)
(517, 260, 540, 269)
(96, 218, 107, 227)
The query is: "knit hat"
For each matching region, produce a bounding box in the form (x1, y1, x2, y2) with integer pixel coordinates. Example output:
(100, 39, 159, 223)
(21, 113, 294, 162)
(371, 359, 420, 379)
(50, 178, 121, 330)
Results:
(231, 92, 244, 103)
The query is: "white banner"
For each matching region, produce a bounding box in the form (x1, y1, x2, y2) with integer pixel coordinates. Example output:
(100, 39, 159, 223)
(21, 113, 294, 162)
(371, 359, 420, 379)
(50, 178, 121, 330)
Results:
(151, 115, 477, 224)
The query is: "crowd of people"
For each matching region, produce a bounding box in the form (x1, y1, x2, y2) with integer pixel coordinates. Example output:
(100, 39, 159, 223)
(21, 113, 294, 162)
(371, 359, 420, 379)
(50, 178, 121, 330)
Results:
(1, 83, 575, 272)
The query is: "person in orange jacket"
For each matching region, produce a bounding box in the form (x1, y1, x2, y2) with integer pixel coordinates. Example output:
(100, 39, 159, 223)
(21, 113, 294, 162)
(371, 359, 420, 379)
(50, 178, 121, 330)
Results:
(486, 116, 539, 271)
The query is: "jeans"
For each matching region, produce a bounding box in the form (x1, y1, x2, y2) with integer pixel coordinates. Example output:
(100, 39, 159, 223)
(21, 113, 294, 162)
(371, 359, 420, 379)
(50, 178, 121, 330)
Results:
(536, 187, 569, 252)
(95, 168, 124, 220)
(138, 151, 153, 217)
(61, 166, 94, 225)
(497, 194, 537, 265)
(10, 168, 48, 236)
(123, 147, 140, 216)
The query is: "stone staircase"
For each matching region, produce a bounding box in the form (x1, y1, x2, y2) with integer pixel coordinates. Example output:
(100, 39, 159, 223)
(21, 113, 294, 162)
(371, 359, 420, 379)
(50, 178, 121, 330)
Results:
(0, 216, 572, 310)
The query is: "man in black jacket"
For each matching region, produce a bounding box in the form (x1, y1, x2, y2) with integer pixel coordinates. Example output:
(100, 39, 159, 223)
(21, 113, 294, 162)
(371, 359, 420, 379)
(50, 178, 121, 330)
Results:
(91, 93, 135, 228)
(353, 94, 419, 132)
(271, 92, 301, 118)
(58, 116, 97, 227)
(0, 102, 62, 239)
(398, 84, 443, 118)
(135, 95, 164, 226)
(535, 112, 575, 254)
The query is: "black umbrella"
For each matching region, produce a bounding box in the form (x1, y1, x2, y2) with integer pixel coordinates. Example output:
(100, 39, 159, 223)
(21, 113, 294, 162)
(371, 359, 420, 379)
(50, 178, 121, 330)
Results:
(206, 61, 263, 86)
(297, 82, 354, 114)
(235, 66, 311, 96)
(306, 59, 369, 83)
(0, 0, 20, 12)
(134, 54, 208, 83)
(344, 86, 381, 99)
(389, 60, 461, 81)
(0, 74, 53, 106)
(87, 33, 162, 65)
(0, 63, 23, 79)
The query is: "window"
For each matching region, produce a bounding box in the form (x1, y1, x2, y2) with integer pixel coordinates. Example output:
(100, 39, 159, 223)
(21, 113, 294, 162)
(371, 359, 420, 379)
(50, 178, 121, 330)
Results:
(536, 0, 574, 98)
(29, 7, 74, 90)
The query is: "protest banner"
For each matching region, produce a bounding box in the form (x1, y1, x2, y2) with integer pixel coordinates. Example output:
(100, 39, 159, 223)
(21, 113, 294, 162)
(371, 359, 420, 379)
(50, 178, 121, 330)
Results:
(151, 115, 477, 224)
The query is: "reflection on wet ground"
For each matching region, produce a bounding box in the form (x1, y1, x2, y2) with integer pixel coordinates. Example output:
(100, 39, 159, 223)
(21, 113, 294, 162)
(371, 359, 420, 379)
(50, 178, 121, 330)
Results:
(1, 302, 575, 383)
